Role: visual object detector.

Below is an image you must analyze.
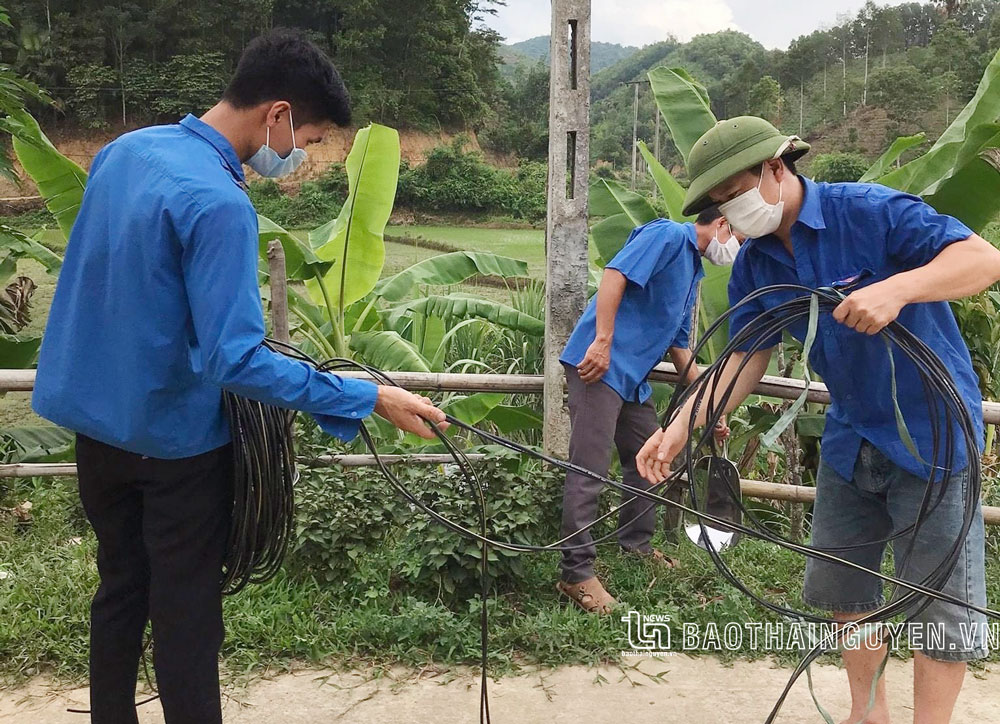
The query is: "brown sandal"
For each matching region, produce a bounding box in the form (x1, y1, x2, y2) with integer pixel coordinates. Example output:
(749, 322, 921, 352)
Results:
(556, 576, 617, 615)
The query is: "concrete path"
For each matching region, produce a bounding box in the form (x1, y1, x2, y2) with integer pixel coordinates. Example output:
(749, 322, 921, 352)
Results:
(2, 655, 999, 723)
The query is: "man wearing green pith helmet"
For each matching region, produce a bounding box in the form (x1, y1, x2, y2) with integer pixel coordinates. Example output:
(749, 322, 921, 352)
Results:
(636, 116, 1000, 723)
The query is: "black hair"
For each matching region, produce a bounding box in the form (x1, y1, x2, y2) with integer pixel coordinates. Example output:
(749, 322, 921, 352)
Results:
(696, 205, 723, 226)
(223, 28, 351, 126)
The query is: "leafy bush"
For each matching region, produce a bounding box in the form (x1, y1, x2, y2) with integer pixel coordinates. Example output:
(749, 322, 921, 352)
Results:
(809, 152, 869, 183)
(66, 64, 118, 129)
(396, 138, 546, 221)
(246, 178, 342, 229)
(290, 420, 564, 601)
(394, 451, 564, 599)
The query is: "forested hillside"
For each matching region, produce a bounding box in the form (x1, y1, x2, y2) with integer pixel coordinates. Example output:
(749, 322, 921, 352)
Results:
(590, 1, 1000, 175)
(500, 35, 639, 73)
(4, 1, 1000, 178)
(2, 0, 503, 132)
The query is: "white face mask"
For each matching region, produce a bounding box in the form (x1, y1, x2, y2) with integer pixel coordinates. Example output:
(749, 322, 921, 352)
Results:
(246, 109, 307, 178)
(703, 225, 740, 266)
(719, 164, 784, 239)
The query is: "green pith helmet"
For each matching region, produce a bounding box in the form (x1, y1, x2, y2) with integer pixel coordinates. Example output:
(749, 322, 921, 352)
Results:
(682, 116, 811, 217)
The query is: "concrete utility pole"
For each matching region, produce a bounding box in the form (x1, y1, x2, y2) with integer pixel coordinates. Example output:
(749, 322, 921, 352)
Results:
(543, 0, 591, 458)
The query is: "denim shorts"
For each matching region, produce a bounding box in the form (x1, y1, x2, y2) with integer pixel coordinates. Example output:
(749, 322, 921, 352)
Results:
(802, 440, 989, 662)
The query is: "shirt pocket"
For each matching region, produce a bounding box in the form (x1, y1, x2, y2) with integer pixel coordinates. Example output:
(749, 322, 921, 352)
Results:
(825, 266, 874, 294)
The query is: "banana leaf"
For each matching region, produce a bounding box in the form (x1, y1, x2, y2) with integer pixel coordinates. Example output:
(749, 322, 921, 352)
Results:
(0, 425, 75, 463)
(877, 48, 1000, 197)
(389, 294, 544, 336)
(0, 225, 62, 281)
(648, 67, 717, 164)
(637, 140, 691, 221)
(695, 259, 733, 361)
(443, 392, 506, 426)
(859, 133, 926, 183)
(306, 124, 400, 309)
(0, 332, 41, 368)
(924, 149, 1000, 233)
(349, 330, 431, 372)
(592, 214, 638, 267)
(484, 404, 543, 434)
(590, 179, 658, 265)
(9, 110, 88, 240)
(594, 179, 658, 228)
(257, 214, 330, 280)
(375, 252, 529, 302)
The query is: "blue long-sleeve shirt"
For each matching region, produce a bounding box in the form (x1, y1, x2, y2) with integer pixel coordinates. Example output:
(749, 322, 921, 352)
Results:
(32, 114, 378, 458)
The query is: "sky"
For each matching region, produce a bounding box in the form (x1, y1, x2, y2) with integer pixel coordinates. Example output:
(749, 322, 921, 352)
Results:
(483, 0, 886, 50)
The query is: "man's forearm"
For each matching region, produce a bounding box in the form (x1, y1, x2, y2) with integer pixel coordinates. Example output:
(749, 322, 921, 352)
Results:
(671, 349, 771, 429)
(891, 236, 1000, 304)
(668, 347, 701, 386)
(594, 268, 628, 341)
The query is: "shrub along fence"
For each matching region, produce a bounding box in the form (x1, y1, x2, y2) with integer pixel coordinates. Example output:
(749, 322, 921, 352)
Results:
(2, 364, 999, 526)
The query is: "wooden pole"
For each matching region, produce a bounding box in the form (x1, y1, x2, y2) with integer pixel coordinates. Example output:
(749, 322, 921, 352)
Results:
(266, 240, 290, 343)
(4, 366, 1000, 425)
(7, 460, 999, 524)
(543, 0, 591, 459)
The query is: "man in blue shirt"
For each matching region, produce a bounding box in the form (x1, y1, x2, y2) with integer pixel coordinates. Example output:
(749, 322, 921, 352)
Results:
(32, 30, 445, 724)
(555, 209, 740, 614)
(637, 116, 1000, 723)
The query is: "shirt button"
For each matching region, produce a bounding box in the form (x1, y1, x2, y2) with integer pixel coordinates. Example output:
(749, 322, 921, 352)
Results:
(351, 411, 358, 418)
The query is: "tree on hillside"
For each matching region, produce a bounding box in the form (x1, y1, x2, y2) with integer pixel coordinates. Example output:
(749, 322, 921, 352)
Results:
(480, 60, 549, 160)
(929, 19, 981, 100)
(777, 32, 823, 133)
(869, 63, 930, 123)
(933, 0, 964, 17)
(748, 75, 783, 125)
(896, 2, 943, 46)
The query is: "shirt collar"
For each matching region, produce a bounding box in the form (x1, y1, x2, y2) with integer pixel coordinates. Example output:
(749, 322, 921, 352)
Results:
(179, 114, 246, 185)
(683, 222, 700, 251)
(795, 176, 826, 231)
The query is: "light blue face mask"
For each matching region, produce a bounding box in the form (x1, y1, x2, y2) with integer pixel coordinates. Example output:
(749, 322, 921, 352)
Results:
(246, 109, 307, 178)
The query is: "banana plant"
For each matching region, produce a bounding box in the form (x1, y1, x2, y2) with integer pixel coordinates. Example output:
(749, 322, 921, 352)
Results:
(8, 112, 543, 433)
(595, 54, 1000, 358)
(865, 48, 1000, 232)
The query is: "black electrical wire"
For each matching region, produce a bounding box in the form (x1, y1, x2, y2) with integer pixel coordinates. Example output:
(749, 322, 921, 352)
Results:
(71, 286, 997, 722)
(308, 281, 997, 723)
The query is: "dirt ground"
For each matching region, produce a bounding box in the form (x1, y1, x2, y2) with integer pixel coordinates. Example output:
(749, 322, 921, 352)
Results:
(2, 655, 999, 723)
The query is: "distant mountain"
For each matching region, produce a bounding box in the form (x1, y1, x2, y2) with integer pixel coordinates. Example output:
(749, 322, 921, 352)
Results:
(501, 35, 641, 74)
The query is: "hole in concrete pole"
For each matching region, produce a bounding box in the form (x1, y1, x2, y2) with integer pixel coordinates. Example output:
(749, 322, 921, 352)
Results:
(566, 131, 577, 199)
(568, 19, 578, 90)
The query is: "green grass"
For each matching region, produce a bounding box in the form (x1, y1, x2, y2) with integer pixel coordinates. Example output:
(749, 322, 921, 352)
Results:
(3, 471, 998, 689)
(387, 225, 547, 278)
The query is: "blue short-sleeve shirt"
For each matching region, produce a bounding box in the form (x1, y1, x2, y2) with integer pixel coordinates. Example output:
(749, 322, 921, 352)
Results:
(561, 219, 704, 403)
(727, 176, 983, 480)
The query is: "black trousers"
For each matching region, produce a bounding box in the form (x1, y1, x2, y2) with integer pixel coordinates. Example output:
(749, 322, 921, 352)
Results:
(76, 433, 234, 724)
